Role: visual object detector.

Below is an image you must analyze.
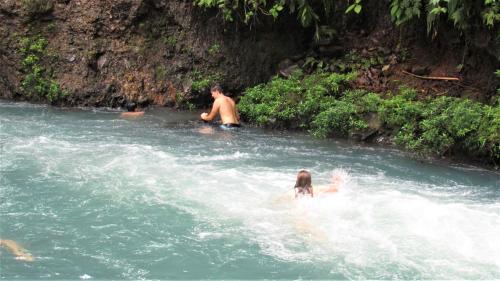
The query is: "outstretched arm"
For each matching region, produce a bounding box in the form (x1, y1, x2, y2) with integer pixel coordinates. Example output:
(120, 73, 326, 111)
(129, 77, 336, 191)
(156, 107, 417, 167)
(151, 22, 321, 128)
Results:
(0, 239, 34, 261)
(201, 100, 220, 121)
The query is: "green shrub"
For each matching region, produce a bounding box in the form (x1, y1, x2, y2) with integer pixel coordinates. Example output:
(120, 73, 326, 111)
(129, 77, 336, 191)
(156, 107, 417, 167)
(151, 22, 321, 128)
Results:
(382, 95, 499, 162)
(163, 35, 177, 48)
(239, 71, 357, 128)
(22, 0, 53, 19)
(378, 89, 423, 128)
(311, 99, 367, 137)
(190, 70, 222, 92)
(476, 103, 500, 160)
(239, 71, 499, 165)
(208, 43, 221, 55)
(19, 36, 67, 103)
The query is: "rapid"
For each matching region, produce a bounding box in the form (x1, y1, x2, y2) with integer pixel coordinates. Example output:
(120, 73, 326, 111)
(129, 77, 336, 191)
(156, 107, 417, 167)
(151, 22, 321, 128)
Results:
(1, 101, 499, 279)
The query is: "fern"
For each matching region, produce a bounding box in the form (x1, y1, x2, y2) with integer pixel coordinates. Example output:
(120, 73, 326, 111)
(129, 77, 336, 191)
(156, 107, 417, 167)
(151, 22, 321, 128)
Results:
(483, 0, 500, 27)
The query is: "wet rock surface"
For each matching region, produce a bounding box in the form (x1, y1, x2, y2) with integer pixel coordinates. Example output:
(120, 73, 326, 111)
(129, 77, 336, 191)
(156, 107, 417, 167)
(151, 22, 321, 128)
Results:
(0, 0, 307, 107)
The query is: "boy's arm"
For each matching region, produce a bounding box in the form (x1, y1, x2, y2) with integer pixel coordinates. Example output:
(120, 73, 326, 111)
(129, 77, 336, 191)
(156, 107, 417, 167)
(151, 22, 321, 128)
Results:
(201, 100, 220, 121)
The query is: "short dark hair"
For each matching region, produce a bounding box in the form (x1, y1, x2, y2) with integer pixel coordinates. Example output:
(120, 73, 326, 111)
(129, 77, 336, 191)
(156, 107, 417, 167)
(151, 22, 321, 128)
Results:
(211, 84, 223, 93)
(126, 102, 137, 112)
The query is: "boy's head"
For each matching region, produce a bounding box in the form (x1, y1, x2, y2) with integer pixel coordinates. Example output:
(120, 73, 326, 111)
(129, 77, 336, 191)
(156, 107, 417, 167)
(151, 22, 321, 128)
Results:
(210, 84, 223, 99)
(126, 102, 137, 112)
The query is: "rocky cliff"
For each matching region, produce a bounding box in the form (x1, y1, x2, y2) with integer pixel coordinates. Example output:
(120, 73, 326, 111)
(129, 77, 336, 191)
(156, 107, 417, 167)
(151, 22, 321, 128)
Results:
(0, 0, 307, 107)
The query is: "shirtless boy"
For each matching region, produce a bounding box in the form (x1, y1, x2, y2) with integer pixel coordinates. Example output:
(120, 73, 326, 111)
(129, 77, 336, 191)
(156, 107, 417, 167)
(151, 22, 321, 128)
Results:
(200, 85, 240, 129)
(121, 102, 144, 117)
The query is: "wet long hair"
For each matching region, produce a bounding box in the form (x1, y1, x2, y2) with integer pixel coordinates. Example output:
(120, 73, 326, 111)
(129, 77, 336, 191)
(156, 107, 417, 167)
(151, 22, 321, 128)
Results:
(294, 170, 313, 198)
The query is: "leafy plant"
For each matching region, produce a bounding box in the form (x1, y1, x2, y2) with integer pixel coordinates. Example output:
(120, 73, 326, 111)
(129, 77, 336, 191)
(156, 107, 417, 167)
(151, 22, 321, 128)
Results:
(390, 0, 422, 25)
(192, 0, 333, 39)
(19, 36, 67, 103)
(346, 0, 363, 14)
(239, 71, 357, 128)
(190, 70, 222, 92)
(239, 72, 500, 165)
(483, 0, 500, 27)
(208, 43, 221, 55)
(22, 0, 53, 19)
(155, 65, 167, 81)
(163, 35, 177, 48)
(193, 0, 499, 39)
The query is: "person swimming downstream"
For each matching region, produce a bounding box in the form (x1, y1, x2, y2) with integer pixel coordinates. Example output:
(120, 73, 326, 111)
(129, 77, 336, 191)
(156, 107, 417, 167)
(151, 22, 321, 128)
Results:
(0, 239, 34, 262)
(121, 102, 144, 118)
(294, 170, 343, 198)
(200, 85, 240, 129)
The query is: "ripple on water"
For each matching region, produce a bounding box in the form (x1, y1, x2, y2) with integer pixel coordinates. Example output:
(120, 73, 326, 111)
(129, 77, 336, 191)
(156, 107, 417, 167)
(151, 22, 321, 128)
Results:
(1, 101, 500, 279)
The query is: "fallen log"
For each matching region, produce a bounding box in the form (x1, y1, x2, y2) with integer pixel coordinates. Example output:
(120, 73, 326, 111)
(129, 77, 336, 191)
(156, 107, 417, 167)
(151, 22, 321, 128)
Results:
(402, 70, 460, 81)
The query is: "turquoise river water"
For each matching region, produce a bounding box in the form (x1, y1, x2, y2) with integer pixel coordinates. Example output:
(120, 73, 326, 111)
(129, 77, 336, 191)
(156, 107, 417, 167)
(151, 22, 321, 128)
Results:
(1, 101, 499, 279)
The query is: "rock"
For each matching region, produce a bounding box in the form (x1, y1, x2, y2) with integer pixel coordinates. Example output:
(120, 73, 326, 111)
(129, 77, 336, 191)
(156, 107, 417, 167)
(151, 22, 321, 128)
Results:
(367, 112, 382, 131)
(97, 55, 107, 70)
(350, 129, 378, 142)
(278, 58, 293, 72)
(350, 113, 381, 142)
(411, 65, 430, 76)
(318, 45, 343, 57)
(316, 37, 334, 46)
(182, 78, 193, 94)
(0, 0, 309, 106)
(381, 64, 391, 76)
(388, 54, 398, 65)
(357, 75, 370, 85)
(279, 64, 300, 78)
(0, 0, 20, 16)
(378, 47, 391, 56)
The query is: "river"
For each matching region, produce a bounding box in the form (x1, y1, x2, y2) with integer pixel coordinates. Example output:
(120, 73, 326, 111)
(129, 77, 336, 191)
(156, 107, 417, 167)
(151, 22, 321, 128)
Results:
(1, 101, 499, 279)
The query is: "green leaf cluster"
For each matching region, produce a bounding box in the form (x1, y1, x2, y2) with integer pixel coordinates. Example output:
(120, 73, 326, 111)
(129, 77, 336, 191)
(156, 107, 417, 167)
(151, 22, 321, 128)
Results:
(19, 36, 67, 103)
(22, 0, 53, 19)
(383, 94, 500, 163)
(193, 0, 498, 39)
(190, 70, 222, 92)
(192, 0, 333, 34)
(239, 73, 500, 165)
(388, 0, 500, 33)
(239, 71, 358, 129)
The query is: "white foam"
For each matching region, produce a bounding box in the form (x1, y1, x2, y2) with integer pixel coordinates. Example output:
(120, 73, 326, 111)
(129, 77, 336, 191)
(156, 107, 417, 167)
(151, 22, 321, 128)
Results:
(3, 101, 499, 279)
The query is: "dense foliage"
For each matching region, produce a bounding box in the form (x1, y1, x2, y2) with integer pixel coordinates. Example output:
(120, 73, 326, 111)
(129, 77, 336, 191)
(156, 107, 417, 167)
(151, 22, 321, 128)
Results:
(239, 72, 500, 165)
(22, 0, 54, 19)
(193, 0, 499, 36)
(19, 36, 67, 103)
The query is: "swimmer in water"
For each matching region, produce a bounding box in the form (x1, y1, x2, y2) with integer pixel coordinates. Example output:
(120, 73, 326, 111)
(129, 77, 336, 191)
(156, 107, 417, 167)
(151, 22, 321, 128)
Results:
(294, 170, 314, 198)
(0, 239, 34, 262)
(294, 170, 343, 198)
(200, 85, 240, 129)
(120, 102, 144, 117)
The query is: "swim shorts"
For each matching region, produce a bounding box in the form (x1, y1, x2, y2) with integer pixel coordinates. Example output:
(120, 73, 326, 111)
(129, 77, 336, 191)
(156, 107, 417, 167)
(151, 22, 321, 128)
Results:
(220, 123, 241, 130)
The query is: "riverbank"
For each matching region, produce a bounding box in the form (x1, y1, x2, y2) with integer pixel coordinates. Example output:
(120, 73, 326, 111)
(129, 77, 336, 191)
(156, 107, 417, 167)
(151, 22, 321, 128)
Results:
(1, 1, 498, 168)
(237, 70, 499, 169)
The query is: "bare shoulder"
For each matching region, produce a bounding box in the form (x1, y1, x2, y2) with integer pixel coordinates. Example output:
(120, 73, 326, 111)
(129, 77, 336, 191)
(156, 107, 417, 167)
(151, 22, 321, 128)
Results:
(225, 96, 236, 105)
(121, 112, 144, 117)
